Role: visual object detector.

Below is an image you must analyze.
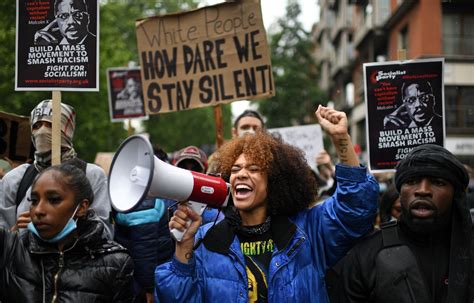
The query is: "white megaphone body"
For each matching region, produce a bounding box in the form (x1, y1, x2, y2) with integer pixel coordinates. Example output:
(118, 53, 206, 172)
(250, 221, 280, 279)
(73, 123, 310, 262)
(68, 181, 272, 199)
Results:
(108, 135, 230, 241)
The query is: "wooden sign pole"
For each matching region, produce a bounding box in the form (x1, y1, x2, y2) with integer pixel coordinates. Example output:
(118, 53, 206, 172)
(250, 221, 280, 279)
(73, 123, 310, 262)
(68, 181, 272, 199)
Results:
(211, 0, 236, 149)
(51, 91, 62, 166)
(213, 105, 224, 148)
(127, 119, 134, 136)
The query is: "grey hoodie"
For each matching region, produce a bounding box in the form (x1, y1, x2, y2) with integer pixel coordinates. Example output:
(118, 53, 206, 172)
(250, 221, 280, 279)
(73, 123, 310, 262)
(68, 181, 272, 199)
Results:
(0, 162, 113, 239)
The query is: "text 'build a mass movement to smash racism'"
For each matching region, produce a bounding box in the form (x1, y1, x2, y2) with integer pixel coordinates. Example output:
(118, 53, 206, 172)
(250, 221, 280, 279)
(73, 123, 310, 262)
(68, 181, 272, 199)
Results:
(378, 126, 436, 160)
(28, 45, 89, 78)
(136, 0, 275, 114)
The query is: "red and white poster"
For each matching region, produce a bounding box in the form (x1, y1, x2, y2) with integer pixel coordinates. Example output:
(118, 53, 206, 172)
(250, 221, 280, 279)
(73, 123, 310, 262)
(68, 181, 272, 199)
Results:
(107, 67, 148, 122)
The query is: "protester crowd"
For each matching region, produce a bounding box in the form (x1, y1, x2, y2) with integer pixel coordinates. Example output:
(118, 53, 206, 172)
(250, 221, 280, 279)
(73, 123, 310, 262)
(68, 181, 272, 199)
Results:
(0, 100, 473, 303)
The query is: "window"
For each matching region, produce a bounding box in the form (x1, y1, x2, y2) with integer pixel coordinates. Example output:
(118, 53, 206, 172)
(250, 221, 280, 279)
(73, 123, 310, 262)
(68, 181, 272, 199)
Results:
(444, 86, 474, 132)
(375, 0, 390, 26)
(398, 25, 409, 52)
(443, 14, 474, 56)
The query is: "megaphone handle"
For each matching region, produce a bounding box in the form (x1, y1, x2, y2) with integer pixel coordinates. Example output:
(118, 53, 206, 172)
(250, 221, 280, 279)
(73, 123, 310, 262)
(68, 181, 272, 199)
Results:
(170, 201, 207, 242)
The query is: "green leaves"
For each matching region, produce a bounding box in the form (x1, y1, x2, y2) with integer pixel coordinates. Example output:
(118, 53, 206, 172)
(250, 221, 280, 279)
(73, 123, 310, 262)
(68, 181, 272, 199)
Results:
(0, 0, 232, 162)
(255, 0, 328, 128)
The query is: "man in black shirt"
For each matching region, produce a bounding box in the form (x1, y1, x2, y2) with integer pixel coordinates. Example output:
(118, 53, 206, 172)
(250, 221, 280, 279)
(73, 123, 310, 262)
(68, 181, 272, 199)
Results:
(341, 144, 473, 302)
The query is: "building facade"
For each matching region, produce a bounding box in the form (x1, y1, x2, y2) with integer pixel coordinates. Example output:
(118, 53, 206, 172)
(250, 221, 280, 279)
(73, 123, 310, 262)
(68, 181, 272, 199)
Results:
(313, 0, 474, 167)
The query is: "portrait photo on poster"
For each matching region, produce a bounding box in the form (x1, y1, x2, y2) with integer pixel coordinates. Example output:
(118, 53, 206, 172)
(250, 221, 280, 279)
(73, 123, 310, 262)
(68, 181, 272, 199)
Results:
(33, 0, 96, 46)
(107, 67, 148, 122)
(15, 0, 99, 91)
(383, 80, 442, 130)
(364, 58, 445, 172)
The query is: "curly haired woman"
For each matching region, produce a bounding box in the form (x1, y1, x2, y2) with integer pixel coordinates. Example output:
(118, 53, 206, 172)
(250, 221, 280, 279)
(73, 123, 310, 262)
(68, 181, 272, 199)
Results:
(155, 106, 379, 303)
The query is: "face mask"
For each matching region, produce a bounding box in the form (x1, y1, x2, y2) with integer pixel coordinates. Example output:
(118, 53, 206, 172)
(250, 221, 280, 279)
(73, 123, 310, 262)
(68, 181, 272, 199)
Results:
(32, 125, 52, 153)
(28, 204, 80, 243)
(238, 129, 256, 137)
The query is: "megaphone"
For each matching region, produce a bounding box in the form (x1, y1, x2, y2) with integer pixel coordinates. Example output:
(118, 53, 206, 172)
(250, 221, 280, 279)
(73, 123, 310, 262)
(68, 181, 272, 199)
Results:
(108, 135, 230, 240)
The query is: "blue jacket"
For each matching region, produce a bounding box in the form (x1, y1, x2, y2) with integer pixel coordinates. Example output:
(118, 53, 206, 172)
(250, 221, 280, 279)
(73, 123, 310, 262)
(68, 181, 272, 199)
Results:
(155, 165, 379, 302)
(114, 199, 223, 293)
(114, 198, 175, 292)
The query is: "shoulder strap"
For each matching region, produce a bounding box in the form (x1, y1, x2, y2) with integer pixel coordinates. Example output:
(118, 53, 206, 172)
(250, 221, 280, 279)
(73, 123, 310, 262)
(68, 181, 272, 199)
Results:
(380, 220, 402, 248)
(375, 245, 431, 302)
(376, 221, 431, 302)
(15, 164, 38, 208)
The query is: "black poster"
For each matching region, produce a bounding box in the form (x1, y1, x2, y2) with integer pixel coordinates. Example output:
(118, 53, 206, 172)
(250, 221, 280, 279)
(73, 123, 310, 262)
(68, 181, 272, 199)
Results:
(107, 67, 148, 122)
(15, 0, 98, 91)
(364, 58, 445, 172)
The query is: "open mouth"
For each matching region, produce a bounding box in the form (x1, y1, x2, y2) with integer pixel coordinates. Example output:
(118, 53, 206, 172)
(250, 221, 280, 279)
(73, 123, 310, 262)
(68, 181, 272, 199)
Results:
(410, 201, 436, 218)
(234, 184, 253, 199)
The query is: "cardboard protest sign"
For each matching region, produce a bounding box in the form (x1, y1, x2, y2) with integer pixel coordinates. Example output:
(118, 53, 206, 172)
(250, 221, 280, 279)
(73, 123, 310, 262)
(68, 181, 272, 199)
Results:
(136, 0, 274, 114)
(364, 58, 445, 172)
(107, 67, 148, 122)
(94, 152, 114, 176)
(15, 0, 99, 91)
(268, 124, 324, 171)
(0, 111, 34, 163)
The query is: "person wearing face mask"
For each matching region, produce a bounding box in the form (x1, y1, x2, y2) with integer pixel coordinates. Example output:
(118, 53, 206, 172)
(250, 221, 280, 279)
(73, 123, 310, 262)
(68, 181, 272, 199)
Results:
(0, 163, 134, 302)
(155, 106, 379, 302)
(341, 144, 474, 302)
(0, 100, 113, 239)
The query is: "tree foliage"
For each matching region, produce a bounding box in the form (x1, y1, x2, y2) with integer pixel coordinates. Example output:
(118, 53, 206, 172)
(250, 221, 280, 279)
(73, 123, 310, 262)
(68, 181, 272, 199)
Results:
(255, 0, 328, 128)
(0, 0, 231, 162)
